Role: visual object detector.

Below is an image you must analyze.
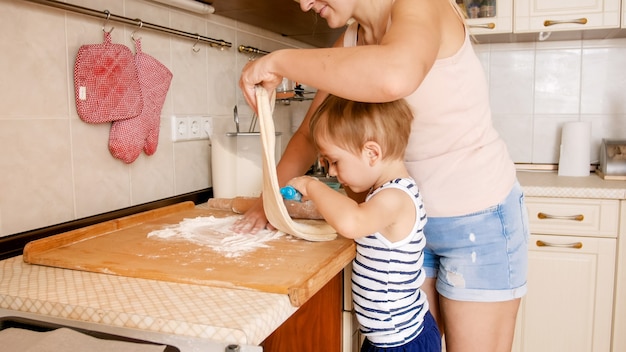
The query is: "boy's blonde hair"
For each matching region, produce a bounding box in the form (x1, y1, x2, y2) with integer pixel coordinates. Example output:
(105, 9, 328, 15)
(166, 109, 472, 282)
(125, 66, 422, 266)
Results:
(309, 95, 414, 160)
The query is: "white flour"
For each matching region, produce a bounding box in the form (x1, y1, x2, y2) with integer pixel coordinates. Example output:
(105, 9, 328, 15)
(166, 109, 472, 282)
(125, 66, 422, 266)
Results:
(147, 215, 283, 258)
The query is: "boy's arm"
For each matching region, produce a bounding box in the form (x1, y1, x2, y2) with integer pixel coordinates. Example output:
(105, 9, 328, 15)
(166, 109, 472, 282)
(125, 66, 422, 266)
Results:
(288, 177, 408, 239)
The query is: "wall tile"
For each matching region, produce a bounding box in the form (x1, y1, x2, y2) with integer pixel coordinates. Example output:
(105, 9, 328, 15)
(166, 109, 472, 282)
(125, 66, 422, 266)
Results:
(0, 119, 74, 236)
(580, 40, 626, 115)
(492, 114, 533, 163)
(532, 115, 580, 164)
(489, 43, 535, 115)
(0, 0, 68, 117)
(534, 42, 582, 114)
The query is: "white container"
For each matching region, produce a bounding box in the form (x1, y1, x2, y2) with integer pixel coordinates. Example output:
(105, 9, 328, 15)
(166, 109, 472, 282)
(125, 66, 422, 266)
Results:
(211, 132, 282, 198)
(558, 121, 591, 177)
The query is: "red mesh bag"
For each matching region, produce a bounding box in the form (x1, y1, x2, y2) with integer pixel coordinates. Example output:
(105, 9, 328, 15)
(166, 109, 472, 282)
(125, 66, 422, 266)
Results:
(74, 31, 143, 123)
(108, 38, 172, 163)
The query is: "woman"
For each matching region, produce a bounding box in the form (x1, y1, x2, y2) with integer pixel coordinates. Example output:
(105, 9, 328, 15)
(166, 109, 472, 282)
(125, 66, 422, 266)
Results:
(236, 1, 529, 351)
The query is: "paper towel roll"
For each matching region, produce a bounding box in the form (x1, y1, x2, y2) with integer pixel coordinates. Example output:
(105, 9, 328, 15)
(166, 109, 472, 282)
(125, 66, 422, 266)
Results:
(558, 121, 591, 177)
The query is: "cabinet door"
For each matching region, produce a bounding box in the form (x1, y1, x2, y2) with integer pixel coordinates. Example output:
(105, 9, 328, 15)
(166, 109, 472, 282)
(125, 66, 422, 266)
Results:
(514, 234, 616, 352)
(623, 0, 626, 28)
(457, 0, 513, 35)
(515, 0, 621, 32)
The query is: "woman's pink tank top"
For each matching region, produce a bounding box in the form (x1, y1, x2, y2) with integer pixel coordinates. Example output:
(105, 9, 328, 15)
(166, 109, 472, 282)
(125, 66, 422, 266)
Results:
(344, 23, 516, 217)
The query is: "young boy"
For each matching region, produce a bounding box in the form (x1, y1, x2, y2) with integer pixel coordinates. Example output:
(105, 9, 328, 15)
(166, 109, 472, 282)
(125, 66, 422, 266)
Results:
(287, 95, 441, 351)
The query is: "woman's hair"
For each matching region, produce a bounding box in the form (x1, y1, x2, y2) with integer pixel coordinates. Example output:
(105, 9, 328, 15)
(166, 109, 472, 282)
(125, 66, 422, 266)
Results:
(309, 95, 414, 160)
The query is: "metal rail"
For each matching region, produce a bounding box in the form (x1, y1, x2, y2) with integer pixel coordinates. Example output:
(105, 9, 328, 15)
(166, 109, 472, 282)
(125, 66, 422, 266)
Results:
(21, 0, 232, 49)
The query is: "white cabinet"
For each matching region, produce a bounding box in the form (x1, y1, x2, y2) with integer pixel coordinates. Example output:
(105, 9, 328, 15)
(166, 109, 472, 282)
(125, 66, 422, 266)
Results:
(612, 200, 626, 352)
(513, 197, 618, 352)
(622, 0, 626, 28)
(514, 0, 621, 32)
(457, 0, 513, 35)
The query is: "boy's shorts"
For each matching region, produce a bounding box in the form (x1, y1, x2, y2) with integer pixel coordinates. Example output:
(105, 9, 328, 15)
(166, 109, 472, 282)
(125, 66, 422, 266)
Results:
(361, 311, 441, 352)
(423, 181, 529, 302)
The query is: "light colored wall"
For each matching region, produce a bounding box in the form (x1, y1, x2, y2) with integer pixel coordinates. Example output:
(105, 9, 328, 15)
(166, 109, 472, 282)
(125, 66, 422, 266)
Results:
(477, 38, 626, 164)
(2, 0, 626, 237)
(0, 0, 308, 237)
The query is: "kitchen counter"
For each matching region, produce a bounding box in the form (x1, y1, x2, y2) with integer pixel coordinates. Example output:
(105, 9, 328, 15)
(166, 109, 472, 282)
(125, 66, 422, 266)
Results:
(517, 170, 626, 199)
(0, 202, 355, 351)
(0, 254, 296, 349)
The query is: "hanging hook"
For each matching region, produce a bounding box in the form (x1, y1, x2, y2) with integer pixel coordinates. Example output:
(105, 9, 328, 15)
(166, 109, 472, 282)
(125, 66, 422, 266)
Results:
(192, 34, 201, 53)
(131, 18, 143, 41)
(102, 10, 114, 33)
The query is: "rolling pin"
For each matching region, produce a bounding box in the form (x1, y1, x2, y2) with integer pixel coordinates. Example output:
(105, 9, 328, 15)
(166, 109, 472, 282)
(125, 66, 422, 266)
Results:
(206, 196, 324, 220)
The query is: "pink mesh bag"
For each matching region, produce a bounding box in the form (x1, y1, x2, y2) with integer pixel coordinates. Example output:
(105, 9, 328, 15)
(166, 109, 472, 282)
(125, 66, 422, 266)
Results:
(108, 38, 172, 163)
(74, 31, 143, 123)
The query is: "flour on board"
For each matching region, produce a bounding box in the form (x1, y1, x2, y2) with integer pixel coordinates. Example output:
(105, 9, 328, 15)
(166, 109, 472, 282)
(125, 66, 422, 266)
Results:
(147, 215, 283, 258)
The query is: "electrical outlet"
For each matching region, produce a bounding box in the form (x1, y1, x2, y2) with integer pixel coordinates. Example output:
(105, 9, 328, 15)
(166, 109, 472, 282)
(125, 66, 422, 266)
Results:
(201, 117, 212, 139)
(171, 116, 188, 141)
(171, 115, 210, 141)
(188, 116, 202, 139)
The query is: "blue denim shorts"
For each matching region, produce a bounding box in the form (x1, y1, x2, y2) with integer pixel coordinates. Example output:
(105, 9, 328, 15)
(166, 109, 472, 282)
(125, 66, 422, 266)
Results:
(423, 181, 529, 302)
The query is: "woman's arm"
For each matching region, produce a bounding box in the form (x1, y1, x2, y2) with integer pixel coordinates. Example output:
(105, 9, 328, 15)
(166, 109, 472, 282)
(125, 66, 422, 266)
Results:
(239, 0, 444, 110)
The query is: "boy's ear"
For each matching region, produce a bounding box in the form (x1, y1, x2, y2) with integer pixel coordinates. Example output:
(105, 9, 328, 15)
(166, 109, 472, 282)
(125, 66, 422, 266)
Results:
(363, 141, 382, 165)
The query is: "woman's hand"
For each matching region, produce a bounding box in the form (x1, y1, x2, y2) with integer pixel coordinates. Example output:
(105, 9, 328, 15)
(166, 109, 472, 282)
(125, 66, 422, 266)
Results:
(239, 54, 284, 111)
(232, 195, 275, 234)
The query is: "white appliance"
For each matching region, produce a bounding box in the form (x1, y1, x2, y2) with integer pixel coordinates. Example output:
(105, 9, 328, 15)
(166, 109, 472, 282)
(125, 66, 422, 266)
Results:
(211, 132, 281, 199)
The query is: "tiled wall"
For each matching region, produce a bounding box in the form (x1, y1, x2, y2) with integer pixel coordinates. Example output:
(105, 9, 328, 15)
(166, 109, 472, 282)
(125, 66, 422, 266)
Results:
(2, 0, 626, 237)
(0, 0, 307, 237)
(477, 38, 626, 164)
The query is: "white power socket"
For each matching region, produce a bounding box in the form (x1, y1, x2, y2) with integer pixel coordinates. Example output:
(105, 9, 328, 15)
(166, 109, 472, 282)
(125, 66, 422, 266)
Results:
(171, 115, 188, 141)
(188, 116, 202, 139)
(171, 116, 211, 142)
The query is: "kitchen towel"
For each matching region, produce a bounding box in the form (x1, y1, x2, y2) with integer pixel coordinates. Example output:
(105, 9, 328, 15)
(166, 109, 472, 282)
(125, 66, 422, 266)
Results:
(74, 31, 143, 124)
(108, 38, 172, 163)
(558, 121, 591, 177)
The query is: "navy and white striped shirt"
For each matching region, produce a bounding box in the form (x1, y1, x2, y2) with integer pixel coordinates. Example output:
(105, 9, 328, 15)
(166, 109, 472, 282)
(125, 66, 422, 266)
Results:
(352, 177, 428, 347)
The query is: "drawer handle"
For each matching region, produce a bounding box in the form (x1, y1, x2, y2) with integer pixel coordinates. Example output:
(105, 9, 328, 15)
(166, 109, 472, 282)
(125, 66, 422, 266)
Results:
(536, 240, 583, 249)
(469, 22, 496, 30)
(544, 18, 588, 27)
(537, 212, 584, 221)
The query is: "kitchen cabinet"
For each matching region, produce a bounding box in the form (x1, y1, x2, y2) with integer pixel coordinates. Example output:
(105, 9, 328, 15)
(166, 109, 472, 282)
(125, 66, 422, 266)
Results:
(512, 197, 618, 352)
(623, 0, 626, 28)
(461, 0, 513, 35)
(262, 272, 343, 352)
(514, 0, 621, 33)
(611, 200, 626, 352)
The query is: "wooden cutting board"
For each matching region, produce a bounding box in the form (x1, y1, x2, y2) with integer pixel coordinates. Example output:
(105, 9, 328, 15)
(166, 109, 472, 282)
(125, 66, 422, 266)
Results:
(23, 201, 355, 307)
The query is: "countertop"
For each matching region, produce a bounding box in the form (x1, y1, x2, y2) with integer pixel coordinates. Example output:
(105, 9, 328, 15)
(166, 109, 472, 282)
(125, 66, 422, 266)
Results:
(0, 254, 296, 347)
(0, 170, 624, 349)
(517, 170, 626, 199)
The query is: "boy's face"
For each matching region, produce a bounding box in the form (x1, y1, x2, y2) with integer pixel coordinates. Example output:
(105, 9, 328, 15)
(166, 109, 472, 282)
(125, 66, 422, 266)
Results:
(316, 137, 378, 194)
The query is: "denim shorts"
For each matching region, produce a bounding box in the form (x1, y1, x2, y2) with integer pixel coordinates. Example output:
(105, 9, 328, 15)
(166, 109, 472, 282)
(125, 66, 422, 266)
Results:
(423, 181, 529, 302)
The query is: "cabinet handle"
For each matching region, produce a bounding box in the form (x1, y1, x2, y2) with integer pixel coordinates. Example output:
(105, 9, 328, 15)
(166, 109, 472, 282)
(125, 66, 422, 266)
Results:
(536, 240, 583, 249)
(537, 212, 584, 221)
(469, 23, 496, 30)
(543, 18, 588, 27)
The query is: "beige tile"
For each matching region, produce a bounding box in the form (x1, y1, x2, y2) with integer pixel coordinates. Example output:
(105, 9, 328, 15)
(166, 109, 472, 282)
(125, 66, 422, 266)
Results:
(71, 119, 132, 218)
(174, 140, 211, 195)
(0, 119, 74, 236)
(130, 116, 177, 205)
(534, 48, 582, 114)
(0, 0, 68, 117)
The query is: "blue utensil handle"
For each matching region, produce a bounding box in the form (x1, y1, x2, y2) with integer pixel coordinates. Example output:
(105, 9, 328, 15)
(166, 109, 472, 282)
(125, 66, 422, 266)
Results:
(280, 185, 302, 202)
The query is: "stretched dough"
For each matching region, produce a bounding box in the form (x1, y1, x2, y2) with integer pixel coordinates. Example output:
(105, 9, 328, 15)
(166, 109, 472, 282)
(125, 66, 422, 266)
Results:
(256, 86, 337, 241)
